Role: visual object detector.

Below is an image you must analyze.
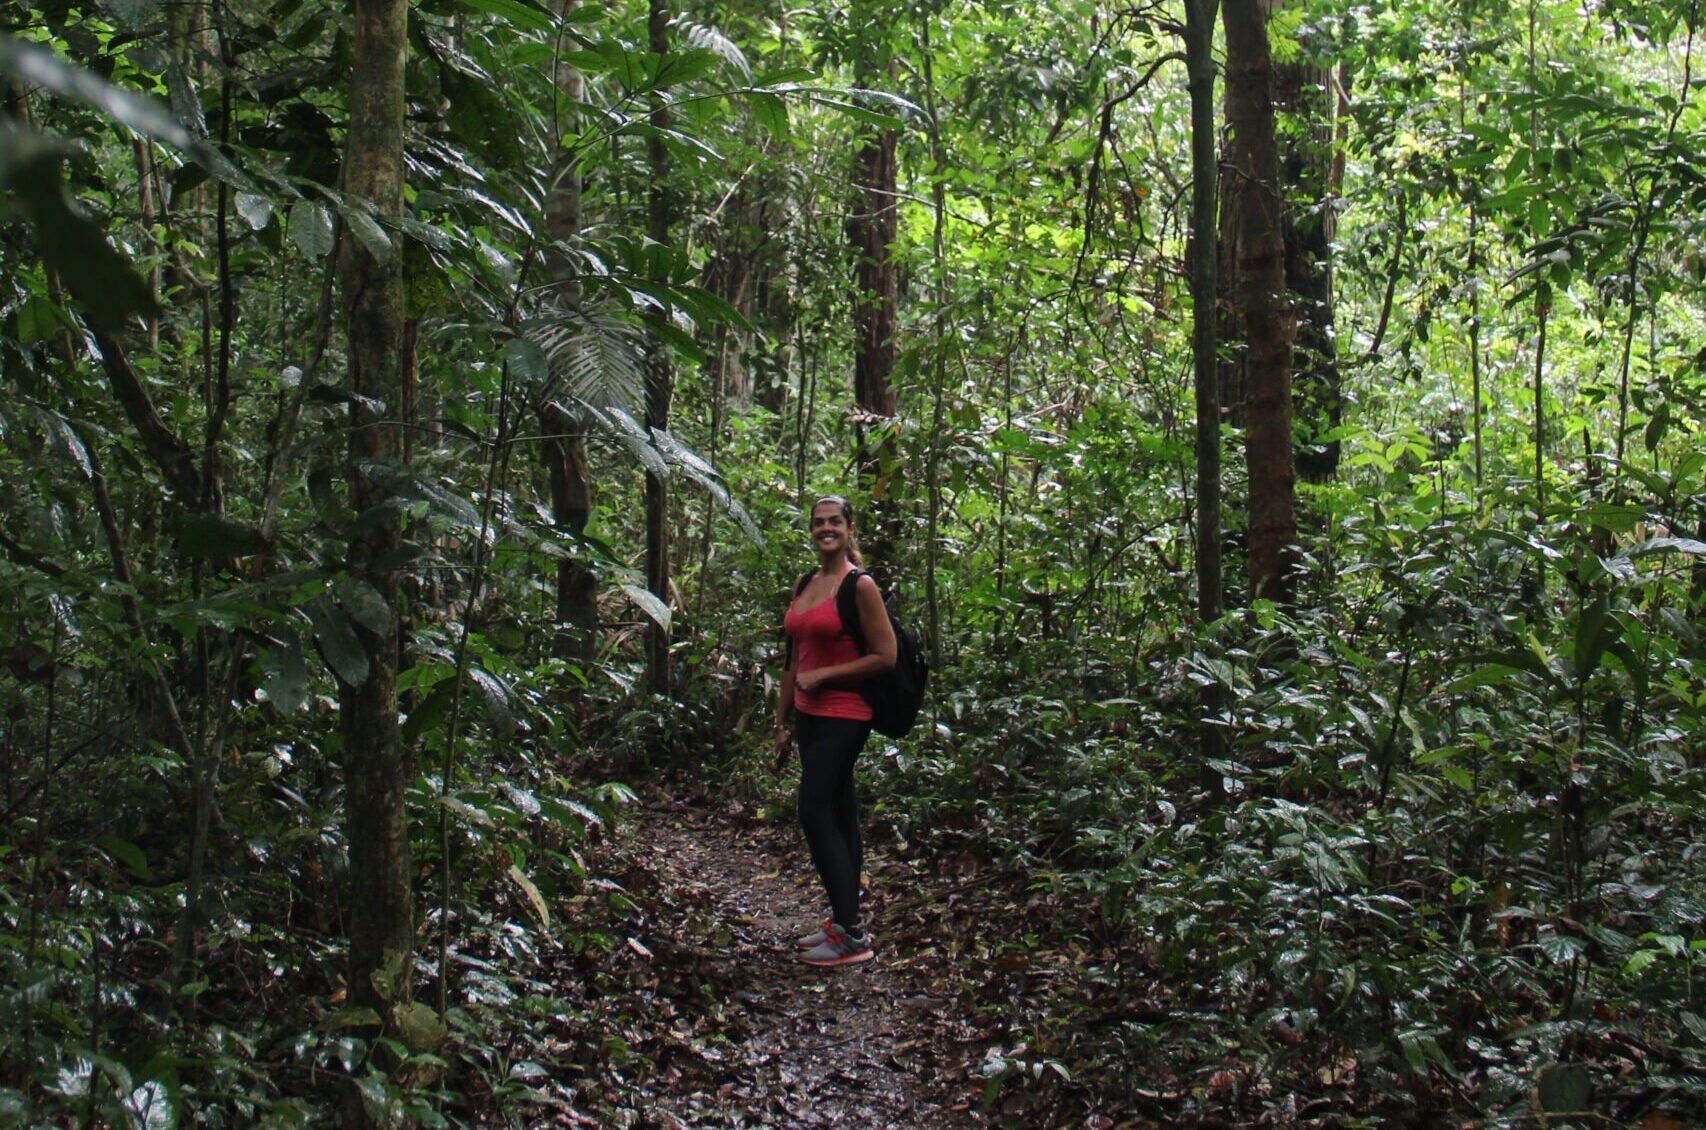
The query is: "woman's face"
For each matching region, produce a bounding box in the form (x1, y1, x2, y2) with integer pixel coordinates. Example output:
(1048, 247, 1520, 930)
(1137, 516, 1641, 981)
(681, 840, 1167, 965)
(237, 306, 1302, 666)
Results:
(810, 501, 850, 555)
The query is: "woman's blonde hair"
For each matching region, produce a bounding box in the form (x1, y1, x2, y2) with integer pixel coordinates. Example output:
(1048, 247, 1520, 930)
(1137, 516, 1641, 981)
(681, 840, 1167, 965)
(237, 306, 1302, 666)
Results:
(813, 495, 864, 567)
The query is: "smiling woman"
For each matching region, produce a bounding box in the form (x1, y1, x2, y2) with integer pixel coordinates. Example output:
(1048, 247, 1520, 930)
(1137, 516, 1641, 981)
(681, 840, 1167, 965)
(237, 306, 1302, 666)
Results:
(774, 495, 897, 967)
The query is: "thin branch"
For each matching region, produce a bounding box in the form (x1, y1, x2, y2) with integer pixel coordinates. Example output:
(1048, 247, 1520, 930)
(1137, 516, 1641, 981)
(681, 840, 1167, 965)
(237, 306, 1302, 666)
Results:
(0, 527, 65, 578)
(90, 326, 202, 501)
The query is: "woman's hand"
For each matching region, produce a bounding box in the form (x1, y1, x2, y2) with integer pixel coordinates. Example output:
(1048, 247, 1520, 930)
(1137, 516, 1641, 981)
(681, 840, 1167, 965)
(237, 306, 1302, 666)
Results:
(772, 721, 793, 770)
(795, 668, 824, 693)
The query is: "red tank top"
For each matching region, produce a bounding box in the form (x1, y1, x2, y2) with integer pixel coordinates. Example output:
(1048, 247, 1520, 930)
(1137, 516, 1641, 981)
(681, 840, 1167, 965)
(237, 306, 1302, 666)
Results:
(784, 583, 873, 721)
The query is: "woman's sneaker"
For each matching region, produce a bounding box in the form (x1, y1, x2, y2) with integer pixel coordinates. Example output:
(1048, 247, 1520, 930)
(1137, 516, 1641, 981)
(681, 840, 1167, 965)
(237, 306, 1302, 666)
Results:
(799, 923, 874, 967)
(794, 919, 833, 950)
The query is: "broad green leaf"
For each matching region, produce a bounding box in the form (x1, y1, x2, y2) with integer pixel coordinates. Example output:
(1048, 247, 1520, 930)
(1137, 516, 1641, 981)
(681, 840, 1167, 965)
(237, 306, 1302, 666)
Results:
(96, 836, 152, 882)
(338, 203, 392, 265)
(166, 62, 206, 136)
(622, 584, 671, 632)
(0, 37, 255, 192)
(170, 513, 270, 560)
(122, 1080, 175, 1130)
(289, 199, 335, 259)
(1622, 948, 1659, 977)
(747, 91, 788, 139)
(336, 578, 393, 638)
(469, 666, 514, 730)
(0, 38, 191, 147)
(438, 794, 496, 829)
(1573, 593, 1612, 680)
(1578, 501, 1643, 534)
(507, 864, 551, 928)
(35, 407, 93, 479)
(235, 192, 273, 231)
(1625, 536, 1706, 558)
(16, 295, 62, 345)
(259, 637, 311, 715)
(1, 131, 156, 325)
(305, 597, 369, 687)
(458, 0, 552, 32)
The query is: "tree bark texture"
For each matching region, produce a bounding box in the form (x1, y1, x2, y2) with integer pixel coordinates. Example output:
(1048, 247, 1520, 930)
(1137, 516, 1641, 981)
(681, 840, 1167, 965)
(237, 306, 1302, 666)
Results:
(543, 0, 597, 668)
(338, 0, 413, 1026)
(846, 3, 899, 567)
(1187, 0, 1222, 630)
(541, 402, 596, 664)
(643, 0, 673, 691)
(1223, 0, 1299, 605)
(1275, 55, 1342, 481)
(849, 131, 898, 426)
(1186, 0, 1225, 766)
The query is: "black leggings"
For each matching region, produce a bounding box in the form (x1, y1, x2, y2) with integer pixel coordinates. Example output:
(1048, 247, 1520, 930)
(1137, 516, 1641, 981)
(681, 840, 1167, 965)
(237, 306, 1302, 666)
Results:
(795, 712, 871, 931)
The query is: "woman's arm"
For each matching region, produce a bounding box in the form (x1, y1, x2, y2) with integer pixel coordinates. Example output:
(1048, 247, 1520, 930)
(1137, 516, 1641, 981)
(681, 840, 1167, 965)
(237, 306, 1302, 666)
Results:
(794, 574, 897, 691)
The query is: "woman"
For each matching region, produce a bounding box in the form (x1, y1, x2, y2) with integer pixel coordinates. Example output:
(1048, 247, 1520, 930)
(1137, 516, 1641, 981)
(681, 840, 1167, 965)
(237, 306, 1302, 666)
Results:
(775, 495, 897, 967)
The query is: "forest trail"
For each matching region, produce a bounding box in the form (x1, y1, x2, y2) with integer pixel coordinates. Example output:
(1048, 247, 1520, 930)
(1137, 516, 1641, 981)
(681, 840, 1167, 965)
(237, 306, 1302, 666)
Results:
(623, 797, 992, 1127)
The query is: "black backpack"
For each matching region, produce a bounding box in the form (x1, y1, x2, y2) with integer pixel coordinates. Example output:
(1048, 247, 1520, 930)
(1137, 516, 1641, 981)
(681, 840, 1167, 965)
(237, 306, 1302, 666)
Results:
(833, 569, 930, 739)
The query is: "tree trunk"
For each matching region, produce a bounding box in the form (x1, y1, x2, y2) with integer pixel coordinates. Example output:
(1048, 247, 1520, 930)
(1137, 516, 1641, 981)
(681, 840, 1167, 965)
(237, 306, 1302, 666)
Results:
(643, 0, 673, 692)
(1186, 0, 1224, 763)
(338, 0, 413, 1044)
(542, 403, 596, 664)
(1223, 0, 1299, 605)
(1275, 52, 1342, 481)
(543, 0, 596, 669)
(849, 133, 898, 429)
(847, 0, 899, 568)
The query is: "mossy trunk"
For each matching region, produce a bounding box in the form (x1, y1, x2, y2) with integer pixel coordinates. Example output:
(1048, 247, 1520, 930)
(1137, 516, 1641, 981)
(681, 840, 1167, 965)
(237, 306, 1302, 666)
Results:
(1223, 0, 1299, 605)
(338, 0, 412, 1045)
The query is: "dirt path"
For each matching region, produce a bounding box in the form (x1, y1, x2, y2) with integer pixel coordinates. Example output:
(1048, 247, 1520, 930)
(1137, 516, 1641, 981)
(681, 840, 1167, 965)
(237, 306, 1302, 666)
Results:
(627, 798, 991, 1128)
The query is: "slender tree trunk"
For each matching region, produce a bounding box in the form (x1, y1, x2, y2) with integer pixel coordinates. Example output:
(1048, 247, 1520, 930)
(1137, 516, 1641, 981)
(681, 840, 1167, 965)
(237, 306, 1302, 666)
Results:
(1186, 0, 1224, 762)
(339, 0, 412, 1044)
(1223, 0, 1299, 605)
(543, 0, 596, 669)
(643, 0, 673, 691)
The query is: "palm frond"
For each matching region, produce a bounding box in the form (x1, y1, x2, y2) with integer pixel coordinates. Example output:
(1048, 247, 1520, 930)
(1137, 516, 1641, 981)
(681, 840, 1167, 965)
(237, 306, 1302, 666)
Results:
(678, 21, 751, 82)
(526, 306, 645, 410)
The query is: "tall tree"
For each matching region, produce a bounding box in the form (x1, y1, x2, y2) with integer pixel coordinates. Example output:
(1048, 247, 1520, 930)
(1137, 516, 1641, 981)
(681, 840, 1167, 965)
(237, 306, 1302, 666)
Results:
(643, 0, 674, 690)
(846, 0, 899, 565)
(541, 1, 597, 668)
(1185, 0, 1224, 759)
(338, 0, 414, 1038)
(1222, 0, 1300, 603)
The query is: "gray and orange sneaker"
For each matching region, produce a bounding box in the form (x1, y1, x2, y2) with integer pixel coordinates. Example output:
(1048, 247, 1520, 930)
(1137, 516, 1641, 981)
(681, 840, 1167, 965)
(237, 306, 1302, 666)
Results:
(799, 923, 873, 967)
(794, 919, 833, 950)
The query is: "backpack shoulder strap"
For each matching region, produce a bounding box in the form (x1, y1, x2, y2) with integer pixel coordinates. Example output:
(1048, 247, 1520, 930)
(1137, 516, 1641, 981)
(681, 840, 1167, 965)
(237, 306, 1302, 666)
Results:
(837, 568, 870, 654)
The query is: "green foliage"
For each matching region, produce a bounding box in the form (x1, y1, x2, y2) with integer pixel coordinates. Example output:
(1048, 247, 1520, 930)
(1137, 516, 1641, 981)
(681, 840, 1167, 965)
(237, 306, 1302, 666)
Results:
(4, 0, 1706, 1124)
